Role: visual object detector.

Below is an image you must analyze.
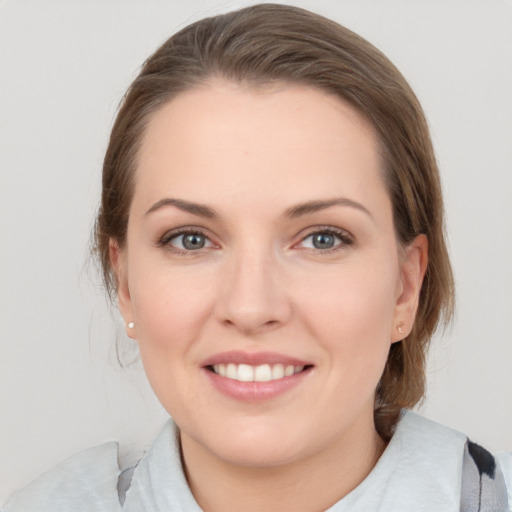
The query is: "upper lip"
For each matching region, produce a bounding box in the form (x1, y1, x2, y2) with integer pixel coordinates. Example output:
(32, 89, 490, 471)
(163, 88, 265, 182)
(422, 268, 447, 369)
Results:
(200, 350, 312, 368)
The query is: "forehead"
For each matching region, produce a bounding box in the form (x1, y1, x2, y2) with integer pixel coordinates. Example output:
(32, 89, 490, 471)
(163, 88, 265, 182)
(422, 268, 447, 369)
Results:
(133, 79, 387, 215)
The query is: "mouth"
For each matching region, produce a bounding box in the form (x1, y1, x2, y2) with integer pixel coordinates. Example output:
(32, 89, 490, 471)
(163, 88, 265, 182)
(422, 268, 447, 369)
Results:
(206, 363, 312, 382)
(200, 351, 314, 400)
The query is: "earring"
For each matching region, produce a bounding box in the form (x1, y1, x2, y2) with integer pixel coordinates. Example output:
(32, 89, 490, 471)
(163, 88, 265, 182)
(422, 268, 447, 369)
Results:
(127, 321, 135, 329)
(397, 322, 404, 335)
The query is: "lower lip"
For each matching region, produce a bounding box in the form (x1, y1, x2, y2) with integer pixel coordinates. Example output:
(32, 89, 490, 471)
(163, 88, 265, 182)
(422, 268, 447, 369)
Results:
(203, 367, 311, 402)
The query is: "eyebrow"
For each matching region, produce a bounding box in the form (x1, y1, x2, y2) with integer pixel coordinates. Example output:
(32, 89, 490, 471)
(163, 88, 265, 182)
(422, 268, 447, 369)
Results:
(145, 198, 218, 218)
(145, 196, 372, 220)
(284, 197, 373, 220)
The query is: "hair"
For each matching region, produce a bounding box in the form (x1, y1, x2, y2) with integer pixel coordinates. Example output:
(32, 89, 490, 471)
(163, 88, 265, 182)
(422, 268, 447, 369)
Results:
(95, 3, 454, 439)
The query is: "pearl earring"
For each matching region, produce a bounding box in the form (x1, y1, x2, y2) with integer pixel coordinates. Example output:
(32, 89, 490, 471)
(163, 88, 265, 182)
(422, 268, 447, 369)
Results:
(397, 322, 404, 335)
(127, 322, 135, 329)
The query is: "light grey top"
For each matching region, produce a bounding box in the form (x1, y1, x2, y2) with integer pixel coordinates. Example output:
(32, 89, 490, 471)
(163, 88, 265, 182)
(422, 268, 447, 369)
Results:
(3, 411, 511, 511)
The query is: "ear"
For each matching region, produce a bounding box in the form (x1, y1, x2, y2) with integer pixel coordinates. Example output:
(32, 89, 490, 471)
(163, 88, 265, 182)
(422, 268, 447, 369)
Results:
(392, 234, 428, 343)
(109, 238, 136, 339)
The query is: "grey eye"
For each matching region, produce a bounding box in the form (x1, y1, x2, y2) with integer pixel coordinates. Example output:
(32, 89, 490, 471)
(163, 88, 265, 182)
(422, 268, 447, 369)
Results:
(182, 234, 206, 250)
(299, 230, 349, 251)
(170, 232, 211, 250)
(311, 233, 336, 249)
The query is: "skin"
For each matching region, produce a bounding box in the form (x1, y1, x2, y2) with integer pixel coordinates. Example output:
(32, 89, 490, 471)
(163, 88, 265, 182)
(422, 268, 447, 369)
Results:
(111, 79, 428, 511)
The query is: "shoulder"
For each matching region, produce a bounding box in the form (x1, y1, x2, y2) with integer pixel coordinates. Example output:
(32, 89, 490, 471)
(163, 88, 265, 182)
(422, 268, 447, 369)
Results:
(396, 411, 511, 511)
(459, 437, 511, 511)
(2, 442, 122, 512)
(496, 450, 512, 492)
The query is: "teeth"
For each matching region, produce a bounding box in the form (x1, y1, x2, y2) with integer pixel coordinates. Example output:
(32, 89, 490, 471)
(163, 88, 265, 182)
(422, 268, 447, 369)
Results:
(226, 363, 237, 379)
(271, 364, 285, 380)
(237, 364, 254, 382)
(211, 363, 306, 382)
(254, 364, 272, 381)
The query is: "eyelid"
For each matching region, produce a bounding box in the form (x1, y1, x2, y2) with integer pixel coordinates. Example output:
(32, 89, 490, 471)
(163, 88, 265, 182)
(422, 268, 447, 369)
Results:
(157, 226, 218, 253)
(294, 225, 354, 252)
(156, 224, 353, 255)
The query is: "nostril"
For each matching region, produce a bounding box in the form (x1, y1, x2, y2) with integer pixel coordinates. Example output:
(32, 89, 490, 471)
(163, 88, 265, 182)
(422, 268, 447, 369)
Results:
(221, 314, 282, 335)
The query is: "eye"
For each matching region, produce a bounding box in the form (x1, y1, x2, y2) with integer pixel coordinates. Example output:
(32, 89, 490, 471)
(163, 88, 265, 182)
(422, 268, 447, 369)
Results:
(161, 229, 214, 252)
(306, 232, 338, 250)
(298, 228, 352, 251)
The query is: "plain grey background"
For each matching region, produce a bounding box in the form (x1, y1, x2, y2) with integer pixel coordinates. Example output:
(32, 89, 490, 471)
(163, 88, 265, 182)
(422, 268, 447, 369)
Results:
(1, 0, 511, 501)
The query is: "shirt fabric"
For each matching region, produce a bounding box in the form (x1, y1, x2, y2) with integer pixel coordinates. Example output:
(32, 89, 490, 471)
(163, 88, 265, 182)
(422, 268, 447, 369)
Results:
(3, 410, 511, 511)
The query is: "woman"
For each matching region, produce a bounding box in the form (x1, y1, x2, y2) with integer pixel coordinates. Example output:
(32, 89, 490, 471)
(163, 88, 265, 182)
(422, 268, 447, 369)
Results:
(3, 4, 510, 511)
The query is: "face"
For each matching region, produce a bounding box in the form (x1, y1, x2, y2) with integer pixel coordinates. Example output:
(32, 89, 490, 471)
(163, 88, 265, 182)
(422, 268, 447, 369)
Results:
(112, 80, 426, 469)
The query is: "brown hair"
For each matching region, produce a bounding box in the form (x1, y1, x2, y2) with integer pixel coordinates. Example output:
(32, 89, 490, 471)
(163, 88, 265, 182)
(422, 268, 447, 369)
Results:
(95, 3, 454, 439)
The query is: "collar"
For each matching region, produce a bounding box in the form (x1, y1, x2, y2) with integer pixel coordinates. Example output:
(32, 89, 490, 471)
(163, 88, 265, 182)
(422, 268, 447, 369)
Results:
(123, 410, 467, 511)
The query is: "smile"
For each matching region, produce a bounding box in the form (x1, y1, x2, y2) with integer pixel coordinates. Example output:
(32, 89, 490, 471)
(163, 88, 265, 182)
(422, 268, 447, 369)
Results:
(202, 351, 313, 400)
(211, 363, 305, 382)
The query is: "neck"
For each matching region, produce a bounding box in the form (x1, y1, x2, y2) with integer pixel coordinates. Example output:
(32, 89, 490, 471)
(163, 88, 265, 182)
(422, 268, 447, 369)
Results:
(180, 416, 386, 512)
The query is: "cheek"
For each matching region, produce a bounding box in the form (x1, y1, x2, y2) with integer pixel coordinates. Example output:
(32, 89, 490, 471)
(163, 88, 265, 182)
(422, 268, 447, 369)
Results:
(129, 262, 216, 357)
(297, 259, 398, 365)
(128, 264, 218, 414)
(303, 260, 396, 322)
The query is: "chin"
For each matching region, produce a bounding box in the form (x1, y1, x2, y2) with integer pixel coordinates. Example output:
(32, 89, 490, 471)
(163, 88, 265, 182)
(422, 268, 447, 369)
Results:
(215, 435, 304, 468)
(185, 415, 310, 468)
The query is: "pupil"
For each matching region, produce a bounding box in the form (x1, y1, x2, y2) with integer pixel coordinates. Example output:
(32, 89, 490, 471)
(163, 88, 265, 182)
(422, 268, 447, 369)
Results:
(313, 233, 334, 249)
(183, 234, 205, 250)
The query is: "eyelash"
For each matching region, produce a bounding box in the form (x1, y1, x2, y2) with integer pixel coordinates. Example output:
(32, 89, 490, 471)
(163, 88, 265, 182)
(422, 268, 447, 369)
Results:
(157, 226, 354, 256)
(157, 227, 214, 256)
(297, 226, 354, 254)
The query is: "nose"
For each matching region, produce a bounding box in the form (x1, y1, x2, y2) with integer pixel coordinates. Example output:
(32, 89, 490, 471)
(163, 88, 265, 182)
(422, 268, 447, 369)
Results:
(215, 247, 292, 335)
